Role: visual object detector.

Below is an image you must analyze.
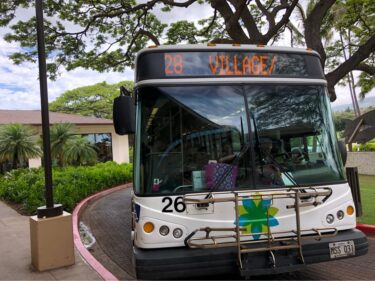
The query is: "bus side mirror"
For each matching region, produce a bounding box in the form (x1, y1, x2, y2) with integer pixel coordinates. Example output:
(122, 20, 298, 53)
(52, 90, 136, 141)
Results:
(113, 86, 135, 135)
(337, 140, 347, 166)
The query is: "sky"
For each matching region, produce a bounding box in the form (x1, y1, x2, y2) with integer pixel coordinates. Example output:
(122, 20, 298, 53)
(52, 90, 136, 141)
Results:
(0, 2, 373, 111)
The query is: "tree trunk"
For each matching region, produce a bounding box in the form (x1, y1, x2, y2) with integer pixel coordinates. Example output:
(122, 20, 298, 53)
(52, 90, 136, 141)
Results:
(12, 150, 18, 170)
(210, 0, 250, 43)
(59, 154, 63, 168)
(304, 0, 336, 69)
(326, 35, 375, 101)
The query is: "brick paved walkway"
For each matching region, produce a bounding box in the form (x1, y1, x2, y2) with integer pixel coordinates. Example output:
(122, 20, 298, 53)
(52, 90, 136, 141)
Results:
(81, 188, 374, 280)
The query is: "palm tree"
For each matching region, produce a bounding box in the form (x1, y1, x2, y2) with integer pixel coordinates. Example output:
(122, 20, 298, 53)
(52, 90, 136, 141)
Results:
(64, 136, 97, 166)
(0, 124, 42, 170)
(50, 123, 75, 167)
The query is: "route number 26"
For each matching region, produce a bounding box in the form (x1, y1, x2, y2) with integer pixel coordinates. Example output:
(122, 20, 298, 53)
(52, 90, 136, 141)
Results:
(162, 196, 186, 213)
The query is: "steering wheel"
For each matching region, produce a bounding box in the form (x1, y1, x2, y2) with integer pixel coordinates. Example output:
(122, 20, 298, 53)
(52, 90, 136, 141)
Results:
(173, 185, 193, 193)
(275, 152, 291, 160)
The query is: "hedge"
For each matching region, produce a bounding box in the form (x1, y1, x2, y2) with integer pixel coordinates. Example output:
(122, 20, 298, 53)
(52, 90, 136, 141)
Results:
(352, 142, 375, 152)
(0, 162, 132, 214)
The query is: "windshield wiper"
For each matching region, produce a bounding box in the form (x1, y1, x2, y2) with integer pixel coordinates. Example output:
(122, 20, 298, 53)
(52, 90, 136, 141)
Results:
(265, 152, 300, 188)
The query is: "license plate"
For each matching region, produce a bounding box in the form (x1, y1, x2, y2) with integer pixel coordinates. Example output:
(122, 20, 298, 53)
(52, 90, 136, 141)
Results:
(329, 240, 355, 259)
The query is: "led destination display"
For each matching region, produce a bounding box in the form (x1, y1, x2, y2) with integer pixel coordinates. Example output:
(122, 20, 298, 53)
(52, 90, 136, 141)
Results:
(165, 53, 277, 76)
(137, 50, 324, 81)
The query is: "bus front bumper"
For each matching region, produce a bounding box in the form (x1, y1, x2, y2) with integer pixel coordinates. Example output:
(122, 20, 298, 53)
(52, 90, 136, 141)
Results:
(133, 229, 368, 280)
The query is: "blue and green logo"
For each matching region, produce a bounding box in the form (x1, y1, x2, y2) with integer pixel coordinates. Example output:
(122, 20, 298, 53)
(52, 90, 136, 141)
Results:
(236, 196, 279, 240)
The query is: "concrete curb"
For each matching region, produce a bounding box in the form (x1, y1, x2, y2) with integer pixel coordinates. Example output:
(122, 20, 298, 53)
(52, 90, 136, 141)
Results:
(72, 183, 132, 281)
(357, 223, 375, 236)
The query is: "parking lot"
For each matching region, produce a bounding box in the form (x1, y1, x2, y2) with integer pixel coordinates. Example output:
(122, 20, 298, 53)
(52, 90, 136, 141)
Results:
(80, 187, 375, 280)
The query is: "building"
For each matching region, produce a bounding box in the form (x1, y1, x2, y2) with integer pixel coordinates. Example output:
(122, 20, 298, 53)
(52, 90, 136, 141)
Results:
(0, 110, 130, 168)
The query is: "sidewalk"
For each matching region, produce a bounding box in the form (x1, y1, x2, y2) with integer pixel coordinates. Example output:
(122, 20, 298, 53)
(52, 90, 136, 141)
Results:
(0, 200, 102, 280)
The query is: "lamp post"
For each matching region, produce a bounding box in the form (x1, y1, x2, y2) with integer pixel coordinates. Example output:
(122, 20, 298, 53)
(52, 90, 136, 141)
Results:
(30, 1, 75, 271)
(35, 0, 62, 218)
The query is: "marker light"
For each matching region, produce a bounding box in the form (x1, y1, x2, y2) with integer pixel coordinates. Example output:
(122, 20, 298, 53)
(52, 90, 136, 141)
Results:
(143, 222, 154, 233)
(159, 225, 170, 236)
(173, 228, 183, 238)
(347, 205, 355, 216)
(337, 210, 345, 220)
(326, 214, 335, 224)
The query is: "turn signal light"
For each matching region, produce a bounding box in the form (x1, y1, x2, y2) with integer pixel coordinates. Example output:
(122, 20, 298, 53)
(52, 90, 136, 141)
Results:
(143, 222, 154, 233)
(347, 205, 355, 216)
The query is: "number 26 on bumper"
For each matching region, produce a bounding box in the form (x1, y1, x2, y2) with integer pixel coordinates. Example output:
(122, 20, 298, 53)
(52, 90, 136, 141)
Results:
(162, 197, 186, 213)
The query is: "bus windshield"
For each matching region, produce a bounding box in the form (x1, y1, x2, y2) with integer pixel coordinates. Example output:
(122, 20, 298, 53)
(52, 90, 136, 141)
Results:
(137, 85, 345, 195)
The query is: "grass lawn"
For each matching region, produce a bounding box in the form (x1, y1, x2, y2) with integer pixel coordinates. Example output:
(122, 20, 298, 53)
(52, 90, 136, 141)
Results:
(357, 174, 375, 225)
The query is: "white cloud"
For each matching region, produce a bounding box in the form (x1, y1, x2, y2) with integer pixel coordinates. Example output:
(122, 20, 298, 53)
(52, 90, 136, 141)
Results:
(0, 36, 131, 110)
(141, 0, 213, 25)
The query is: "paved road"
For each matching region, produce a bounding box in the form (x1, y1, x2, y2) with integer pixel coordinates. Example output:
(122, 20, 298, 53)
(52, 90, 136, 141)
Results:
(80, 188, 375, 280)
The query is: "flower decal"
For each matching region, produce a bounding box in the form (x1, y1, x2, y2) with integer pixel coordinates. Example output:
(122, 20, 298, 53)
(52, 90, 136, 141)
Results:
(236, 196, 279, 240)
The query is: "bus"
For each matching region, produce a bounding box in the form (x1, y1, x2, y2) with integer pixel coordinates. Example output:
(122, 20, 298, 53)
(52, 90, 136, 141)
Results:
(113, 44, 368, 280)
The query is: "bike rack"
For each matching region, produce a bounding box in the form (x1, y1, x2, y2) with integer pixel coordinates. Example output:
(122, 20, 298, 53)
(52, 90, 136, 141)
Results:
(183, 187, 337, 273)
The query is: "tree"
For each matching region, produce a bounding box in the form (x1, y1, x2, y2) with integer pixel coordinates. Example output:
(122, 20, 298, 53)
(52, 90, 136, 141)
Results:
(64, 136, 97, 166)
(0, 124, 41, 170)
(50, 122, 75, 167)
(49, 80, 133, 119)
(296, 0, 375, 100)
(331, 0, 374, 100)
(1, 1, 373, 101)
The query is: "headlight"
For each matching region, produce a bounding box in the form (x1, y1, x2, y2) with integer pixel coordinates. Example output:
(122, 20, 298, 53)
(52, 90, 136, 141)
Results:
(326, 214, 334, 224)
(159, 225, 170, 236)
(173, 228, 183, 238)
(337, 210, 345, 220)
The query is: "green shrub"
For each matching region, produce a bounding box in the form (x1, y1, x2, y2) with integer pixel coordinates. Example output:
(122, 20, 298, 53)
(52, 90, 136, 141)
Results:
(352, 142, 375, 151)
(0, 162, 132, 214)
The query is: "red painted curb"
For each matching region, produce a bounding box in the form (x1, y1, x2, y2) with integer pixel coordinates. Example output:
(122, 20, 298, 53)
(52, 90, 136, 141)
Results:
(72, 183, 132, 281)
(357, 223, 375, 236)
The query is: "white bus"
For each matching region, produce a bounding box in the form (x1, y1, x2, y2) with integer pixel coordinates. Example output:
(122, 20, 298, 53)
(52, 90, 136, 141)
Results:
(113, 44, 368, 280)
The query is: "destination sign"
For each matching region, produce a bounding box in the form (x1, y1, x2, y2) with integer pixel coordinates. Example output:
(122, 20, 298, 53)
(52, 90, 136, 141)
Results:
(165, 53, 277, 76)
(136, 50, 324, 81)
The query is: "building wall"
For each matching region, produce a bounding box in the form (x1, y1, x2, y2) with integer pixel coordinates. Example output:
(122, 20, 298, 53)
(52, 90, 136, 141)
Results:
(346, 152, 375, 175)
(112, 133, 130, 164)
(28, 124, 129, 167)
(29, 158, 42, 168)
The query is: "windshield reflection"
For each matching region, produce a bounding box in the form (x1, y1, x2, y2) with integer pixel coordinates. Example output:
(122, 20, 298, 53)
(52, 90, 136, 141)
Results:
(136, 85, 345, 195)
